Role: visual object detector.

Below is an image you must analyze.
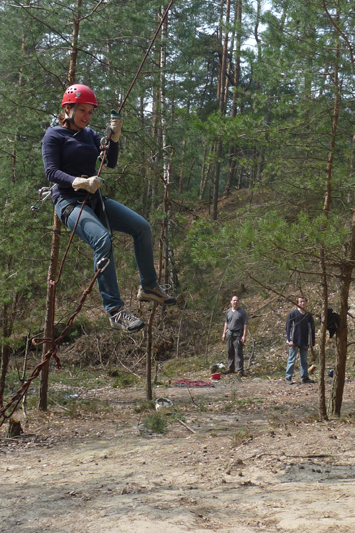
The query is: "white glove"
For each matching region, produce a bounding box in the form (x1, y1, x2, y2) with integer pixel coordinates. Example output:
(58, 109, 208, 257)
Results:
(72, 176, 102, 194)
(110, 111, 123, 142)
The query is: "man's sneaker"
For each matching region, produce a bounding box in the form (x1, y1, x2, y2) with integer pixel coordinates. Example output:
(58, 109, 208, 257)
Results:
(285, 376, 293, 384)
(109, 308, 144, 332)
(302, 377, 315, 384)
(137, 284, 176, 306)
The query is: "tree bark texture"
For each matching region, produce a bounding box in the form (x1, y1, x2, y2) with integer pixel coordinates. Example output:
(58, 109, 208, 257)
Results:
(68, 0, 82, 85)
(0, 294, 20, 403)
(38, 212, 62, 411)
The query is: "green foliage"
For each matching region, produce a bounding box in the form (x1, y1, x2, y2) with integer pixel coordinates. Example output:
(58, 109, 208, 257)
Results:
(167, 409, 186, 424)
(231, 428, 253, 447)
(112, 373, 140, 389)
(1, 0, 355, 407)
(142, 412, 168, 434)
(133, 399, 156, 414)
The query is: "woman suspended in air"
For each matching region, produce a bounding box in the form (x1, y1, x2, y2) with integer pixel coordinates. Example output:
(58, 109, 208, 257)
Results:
(42, 84, 176, 333)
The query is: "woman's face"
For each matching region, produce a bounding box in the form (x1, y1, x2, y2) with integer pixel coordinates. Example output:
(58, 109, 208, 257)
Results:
(65, 103, 95, 130)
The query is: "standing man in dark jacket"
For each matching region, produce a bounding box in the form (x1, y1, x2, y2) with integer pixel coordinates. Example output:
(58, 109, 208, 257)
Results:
(222, 296, 248, 376)
(285, 297, 315, 384)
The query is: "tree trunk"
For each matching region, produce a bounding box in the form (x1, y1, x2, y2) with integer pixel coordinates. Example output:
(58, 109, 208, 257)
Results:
(38, 0, 83, 410)
(199, 145, 209, 199)
(67, 0, 82, 85)
(219, 0, 231, 114)
(224, 0, 242, 196)
(146, 307, 156, 401)
(319, 8, 349, 417)
(224, 145, 237, 194)
(329, 264, 352, 416)
(0, 294, 20, 404)
(212, 139, 223, 220)
(38, 212, 61, 411)
(146, 5, 171, 398)
(150, 38, 161, 211)
(318, 250, 328, 420)
(232, 0, 242, 115)
(179, 138, 186, 194)
(213, 0, 231, 218)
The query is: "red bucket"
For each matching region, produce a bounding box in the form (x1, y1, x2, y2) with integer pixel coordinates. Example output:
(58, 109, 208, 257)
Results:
(211, 372, 221, 380)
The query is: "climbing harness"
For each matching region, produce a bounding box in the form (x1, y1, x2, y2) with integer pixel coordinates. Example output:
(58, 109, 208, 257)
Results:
(0, 0, 176, 428)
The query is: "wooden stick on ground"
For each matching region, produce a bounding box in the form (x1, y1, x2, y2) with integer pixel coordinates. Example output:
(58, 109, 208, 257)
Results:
(177, 419, 195, 433)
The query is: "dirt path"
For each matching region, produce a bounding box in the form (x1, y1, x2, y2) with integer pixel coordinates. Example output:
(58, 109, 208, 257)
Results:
(2, 377, 355, 532)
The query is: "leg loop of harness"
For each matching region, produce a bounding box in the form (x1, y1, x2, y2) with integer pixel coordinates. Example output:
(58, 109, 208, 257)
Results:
(60, 202, 77, 227)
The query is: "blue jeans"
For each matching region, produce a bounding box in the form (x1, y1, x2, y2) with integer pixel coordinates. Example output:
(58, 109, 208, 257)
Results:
(55, 196, 157, 313)
(286, 345, 309, 380)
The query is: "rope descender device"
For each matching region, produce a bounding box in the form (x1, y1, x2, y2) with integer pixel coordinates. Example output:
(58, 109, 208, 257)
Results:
(97, 125, 112, 172)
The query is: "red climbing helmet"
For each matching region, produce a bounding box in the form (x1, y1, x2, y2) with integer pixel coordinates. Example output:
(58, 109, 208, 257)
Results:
(61, 84, 98, 108)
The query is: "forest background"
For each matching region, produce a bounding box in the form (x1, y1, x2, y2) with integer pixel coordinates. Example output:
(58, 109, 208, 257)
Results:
(1, 0, 355, 421)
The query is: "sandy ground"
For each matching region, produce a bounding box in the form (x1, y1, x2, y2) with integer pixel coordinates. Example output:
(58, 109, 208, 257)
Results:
(1, 375, 355, 533)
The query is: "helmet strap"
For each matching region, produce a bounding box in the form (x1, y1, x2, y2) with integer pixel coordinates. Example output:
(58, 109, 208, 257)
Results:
(65, 104, 81, 128)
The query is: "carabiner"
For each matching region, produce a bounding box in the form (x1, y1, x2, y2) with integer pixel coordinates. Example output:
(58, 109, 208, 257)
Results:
(31, 186, 55, 211)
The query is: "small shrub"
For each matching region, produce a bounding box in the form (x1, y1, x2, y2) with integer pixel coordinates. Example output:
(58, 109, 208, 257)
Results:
(168, 409, 186, 423)
(142, 412, 168, 434)
(112, 372, 139, 388)
(231, 428, 253, 447)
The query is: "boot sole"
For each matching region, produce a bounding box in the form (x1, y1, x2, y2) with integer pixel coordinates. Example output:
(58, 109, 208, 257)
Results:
(110, 322, 144, 332)
(137, 297, 176, 305)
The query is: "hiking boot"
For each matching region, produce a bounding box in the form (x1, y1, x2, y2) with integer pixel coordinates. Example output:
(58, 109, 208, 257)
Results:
(137, 284, 176, 306)
(302, 377, 315, 384)
(222, 369, 235, 375)
(285, 376, 293, 384)
(236, 371, 244, 377)
(109, 308, 144, 332)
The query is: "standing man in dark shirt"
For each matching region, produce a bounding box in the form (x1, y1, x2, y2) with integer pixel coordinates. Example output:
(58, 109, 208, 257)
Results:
(285, 296, 315, 384)
(222, 296, 248, 376)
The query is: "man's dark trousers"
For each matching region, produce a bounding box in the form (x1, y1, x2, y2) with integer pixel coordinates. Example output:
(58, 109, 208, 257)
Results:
(227, 332, 243, 373)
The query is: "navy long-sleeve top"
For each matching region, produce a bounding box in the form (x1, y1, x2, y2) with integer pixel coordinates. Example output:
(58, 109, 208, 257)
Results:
(286, 309, 315, 347)
(42, 125, 119, 204)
